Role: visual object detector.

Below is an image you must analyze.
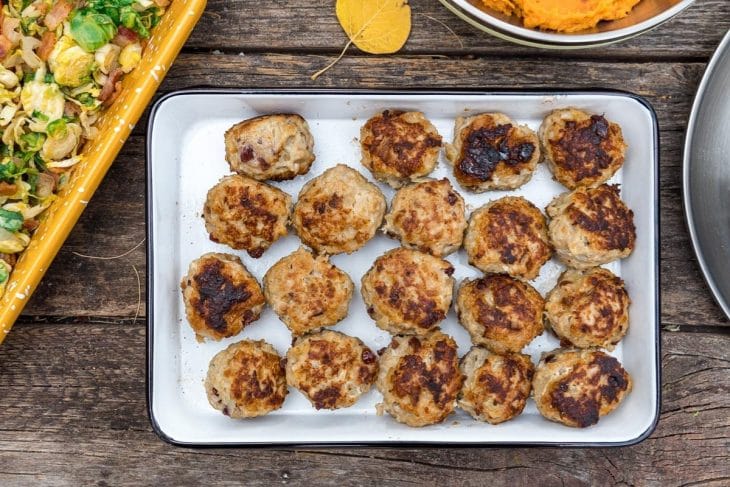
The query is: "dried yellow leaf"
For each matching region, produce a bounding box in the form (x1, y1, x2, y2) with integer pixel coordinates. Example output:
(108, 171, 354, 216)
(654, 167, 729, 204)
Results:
(336, 0, 412, 54)
(311, 0, 412, 80)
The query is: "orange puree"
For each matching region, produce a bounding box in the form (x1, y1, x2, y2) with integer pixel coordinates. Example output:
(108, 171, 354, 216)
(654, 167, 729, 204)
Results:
(481, 0, 642, 32)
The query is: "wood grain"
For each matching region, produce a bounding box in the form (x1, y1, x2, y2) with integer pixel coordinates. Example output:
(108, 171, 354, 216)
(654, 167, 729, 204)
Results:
(182, 0, 729, 59)
(0, 324, 727, 486)
(20, 53, 728, 326)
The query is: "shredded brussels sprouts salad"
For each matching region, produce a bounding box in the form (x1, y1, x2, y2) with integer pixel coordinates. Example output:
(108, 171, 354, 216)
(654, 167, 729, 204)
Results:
(0, 0, 168, 296)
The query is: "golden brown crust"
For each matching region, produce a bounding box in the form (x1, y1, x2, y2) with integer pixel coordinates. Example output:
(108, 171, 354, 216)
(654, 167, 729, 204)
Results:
(203, 175, 291, 258)
(224, 114, 315, 181)
(546, 184, 636, 269)
(458, 347, 534, 424)
(464, 196, 552, 280)
(361, 248, 455, 336)
(360, 110, 442, 188)
(544, 267, 630, 350)
(377, 332, 463, 427)
(263, 247, 354, 336)
(205, 340, 287, 418)
(445, 113, 540, 192)
(532, 348, 632, 428)
(540, 108, 626, 190)
(292, 164, 386, 255)
(383, 178, 467, 257)
(456, 275, 544, 353)
(180, 253, 265, 342)
(286, 330, 378, 410)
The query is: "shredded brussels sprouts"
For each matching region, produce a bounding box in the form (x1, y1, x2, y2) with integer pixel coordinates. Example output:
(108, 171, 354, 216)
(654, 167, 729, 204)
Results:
(0, 0, 166, 295)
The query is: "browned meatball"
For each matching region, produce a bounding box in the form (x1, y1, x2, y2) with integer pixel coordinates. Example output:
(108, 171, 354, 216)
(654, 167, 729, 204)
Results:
(286, 330, 378, 410)
(292, 164, 386, 255)
(464, 196, 552, 280)
(224, 114, 315, 181)
(456, 274, 544, 353)
(377, 333, 463, 427)
(205, 340, 287, 418)
(382, 178, 467, 257)
(180, 253, 265, 342)
(540, 108, 626, 190)
(361, 248, 455, 336)
(532, 348, 632, 428)
(203, 175, 291, 258)
(445, 112, 540, 192)
(263, 247, 353, 336)
(547, 184, 636, 269)
(360, 110, 442, 188)
(544, 267, 630, 350)
(458, 347, 534, 424)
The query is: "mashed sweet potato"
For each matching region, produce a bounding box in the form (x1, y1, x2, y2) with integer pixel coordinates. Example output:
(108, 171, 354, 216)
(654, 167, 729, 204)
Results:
(481, 0, 642, 33)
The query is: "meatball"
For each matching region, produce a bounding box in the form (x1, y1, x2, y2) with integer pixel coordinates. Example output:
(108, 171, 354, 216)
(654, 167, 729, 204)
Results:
(360, 110, 442, 188)
(292, 164, 386, 255)
(361, 247, 455, 336)
(203, 174, 291, 258)
(545, 267, 630, 350)
(445, 112, 540, 192)
(540, 108, 626, 190)
(180, 253, 265, 342)
(455, 274, 544, 353)
(224, 114, 315, 181)
(464, 196, 552, 280)
(286, 330, 378, 410)
(377, 332, 463, 427)
(205, 339, 287, 418)
(382, 178, 467, 257)
(532, 348, 633, 428)
(263, 247, 354, 336)
(546, 184, 636, 269)
(458, 347, 534, 424)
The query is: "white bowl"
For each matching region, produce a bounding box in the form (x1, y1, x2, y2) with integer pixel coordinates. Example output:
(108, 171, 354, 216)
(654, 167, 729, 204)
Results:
(439, 0, 696, 49)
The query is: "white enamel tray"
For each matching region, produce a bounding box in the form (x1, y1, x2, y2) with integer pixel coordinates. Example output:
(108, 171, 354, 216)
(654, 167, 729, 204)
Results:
(147, 90, 659, 447)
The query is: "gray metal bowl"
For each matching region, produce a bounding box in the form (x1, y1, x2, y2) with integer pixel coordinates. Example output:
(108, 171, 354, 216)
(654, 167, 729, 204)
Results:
(439, 0, 695, 49)
(683, 30, 730, 319)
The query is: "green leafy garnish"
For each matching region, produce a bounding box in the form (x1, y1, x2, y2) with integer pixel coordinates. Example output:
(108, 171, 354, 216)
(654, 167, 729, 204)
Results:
(69, 10, 117, 52)
(77, 93, 96, 106)
(18, 132, 45, 152)
(0, 264, 8, 284)
(85, 0, 158, 38)
(0, 209, 23, 232)
(47, 119, 68, 138)
(32, 110, 49, 121)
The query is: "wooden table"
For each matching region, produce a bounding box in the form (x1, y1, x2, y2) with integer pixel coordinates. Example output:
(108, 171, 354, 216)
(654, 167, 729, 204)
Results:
(2, 1, 729, 484)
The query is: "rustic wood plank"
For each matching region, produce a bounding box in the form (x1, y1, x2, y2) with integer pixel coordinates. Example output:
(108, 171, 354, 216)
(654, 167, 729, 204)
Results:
(182, 0, 729, 59)
(0, 324, 727, 485)
(19, 54, 727, 326)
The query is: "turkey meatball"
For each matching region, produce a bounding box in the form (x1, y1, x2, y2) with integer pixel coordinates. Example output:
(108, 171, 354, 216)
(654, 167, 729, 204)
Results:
(203, 174, 291, 258)
(360, 110, 442, 188)
(224, 113, 315, 181)
(383, 178, 467, 257)
(292, 164, 386, 254)
(180, 253, 265, 342)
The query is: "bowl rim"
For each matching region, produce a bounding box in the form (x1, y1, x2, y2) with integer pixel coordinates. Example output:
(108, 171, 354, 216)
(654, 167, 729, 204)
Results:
(439, 0, 696, 48)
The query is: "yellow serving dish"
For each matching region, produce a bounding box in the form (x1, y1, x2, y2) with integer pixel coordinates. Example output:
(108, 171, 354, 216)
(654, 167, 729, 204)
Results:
(0, 0, 207, 345)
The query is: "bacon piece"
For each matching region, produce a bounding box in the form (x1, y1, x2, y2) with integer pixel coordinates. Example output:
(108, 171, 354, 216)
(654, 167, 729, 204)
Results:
(0, 182, 16, 196)
(112, 26, 139, 47)
(0, 34, 11, 59)
(43, 0, 72, 31)
(99, 67, 124, 105)
(22, 219, 39, 231)
(63, 101, 81, 118)
(37, 31, 56, 61)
